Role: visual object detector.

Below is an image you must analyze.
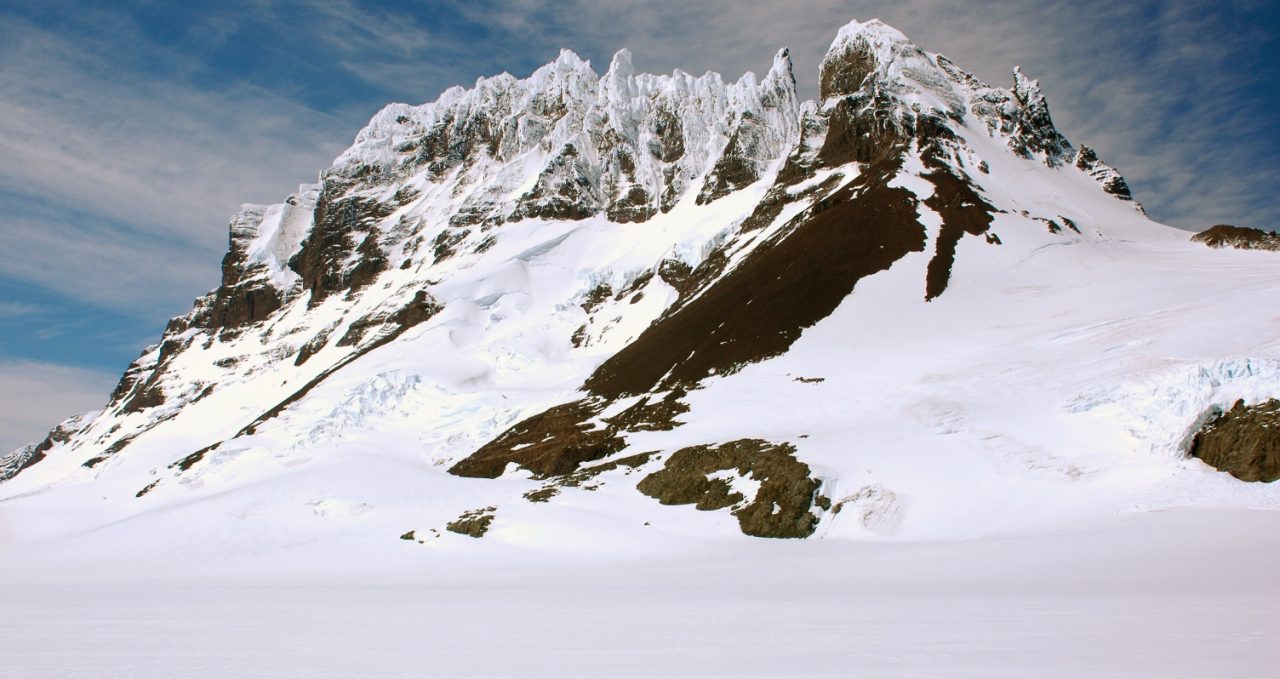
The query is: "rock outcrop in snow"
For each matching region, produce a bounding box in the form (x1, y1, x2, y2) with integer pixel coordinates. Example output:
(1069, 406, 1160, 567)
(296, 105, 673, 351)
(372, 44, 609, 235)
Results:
(1191, 224, 1280, 251)
(1190, 399, 1280, 482)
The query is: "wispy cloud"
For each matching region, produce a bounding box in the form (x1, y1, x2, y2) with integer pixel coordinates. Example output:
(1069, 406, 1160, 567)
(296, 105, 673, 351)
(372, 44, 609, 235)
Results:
(291, 0, 435, 56)
(0, 360, 116, 454)
(0, 18, 350, 226)
(0, 302, 42, 317)
(0, 198, 214, 314)
(0, 13, 353, 307)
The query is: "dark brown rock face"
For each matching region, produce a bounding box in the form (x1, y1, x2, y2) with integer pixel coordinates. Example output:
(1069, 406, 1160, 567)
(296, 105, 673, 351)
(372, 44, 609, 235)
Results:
(289, 181, 395, 307)
(449, 400, 621, 479)
(697, 112, 768, 204)
(600, 128, 658, 223)
(819, 36, 878, 100)
(818, 94, 904, 167)
(606, 185, 655, 223)
(1007, 70, 1071, 163)
(1074, 145, 1135, 201)
(108, 355, 154, 408)
(636, 439, 821, 538)
(0, 443, 45, 482)
(655, 259, 693, 296)
(200, 279, 283, 330)
(585, 155, 925, 398)
(1190, 399, 1280, 482)
(921, 158, 997, 301)
(412, 110, 501, 180)
(448, 390, 687, 479)
(1191, 225, 1280, 252)
(187, 207, 295, 331)
(647, 106, 685, 163)
(446, 507, 496, 537)
(508, 144, 602, 222)
(294, 326, 335, 366)
(198, 250, 281, 330)
(116, 334, 196, 414)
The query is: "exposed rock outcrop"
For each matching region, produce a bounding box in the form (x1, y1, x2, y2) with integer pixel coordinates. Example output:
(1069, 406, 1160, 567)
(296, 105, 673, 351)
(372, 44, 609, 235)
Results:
(636, 439, 822, 538)
(1191, 225, 1280, 251)
(697, 49, 800, 204)
(921, 159, 997, 301)
(194, 209, 285, 329)
(1190, 399, 1280, 482)
(1006, 68, 1071, 163)
(446, 507, 497, 537)
(585, 155, 925, 398)
(191, 188, 317, 330)
(1074, 145, 1138, 205)
(449, 390, 687, 479)
(290, 184, 396, 307)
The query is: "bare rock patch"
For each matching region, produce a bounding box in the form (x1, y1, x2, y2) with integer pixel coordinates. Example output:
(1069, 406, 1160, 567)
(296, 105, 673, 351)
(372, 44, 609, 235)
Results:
(636, 439, 821, 539)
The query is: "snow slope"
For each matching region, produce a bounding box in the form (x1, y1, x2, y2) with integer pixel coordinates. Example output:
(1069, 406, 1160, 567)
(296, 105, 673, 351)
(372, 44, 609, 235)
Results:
(2, 510, 1277, 678)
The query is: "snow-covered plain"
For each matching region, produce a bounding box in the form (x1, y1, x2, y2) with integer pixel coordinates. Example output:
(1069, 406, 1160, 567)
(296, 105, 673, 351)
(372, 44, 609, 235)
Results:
(2, 510, 1277, 678)
(2, 18, 1278, 677)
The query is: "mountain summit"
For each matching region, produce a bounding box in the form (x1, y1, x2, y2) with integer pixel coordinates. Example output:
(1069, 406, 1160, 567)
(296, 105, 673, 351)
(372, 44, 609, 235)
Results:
(3, 19, 1277, 551)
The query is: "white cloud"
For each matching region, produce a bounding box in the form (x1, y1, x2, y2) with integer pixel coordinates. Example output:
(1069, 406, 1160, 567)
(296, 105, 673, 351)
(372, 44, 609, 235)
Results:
(0, 205, 215, 314)
(0, 361, 116, 455)
(0, 13, 353, 270)
(0, 302, 41, 317)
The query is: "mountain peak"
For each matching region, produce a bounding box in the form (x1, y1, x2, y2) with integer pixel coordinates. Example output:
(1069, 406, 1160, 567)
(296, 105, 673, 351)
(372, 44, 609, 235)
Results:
(598, 48, 637, 107)
(832, 17, 911, 47)
(818, 18, 922, 100)
(555, 47, 588, 67)
(606, 48, 635, 79)
(2, 18, 1197, 557)
(765, 47, 795, 88)
(1011, 66, 1045, 107)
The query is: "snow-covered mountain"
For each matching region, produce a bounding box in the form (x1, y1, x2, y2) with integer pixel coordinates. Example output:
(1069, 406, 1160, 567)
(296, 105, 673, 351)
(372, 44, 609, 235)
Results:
(3, 18, 1277, 556)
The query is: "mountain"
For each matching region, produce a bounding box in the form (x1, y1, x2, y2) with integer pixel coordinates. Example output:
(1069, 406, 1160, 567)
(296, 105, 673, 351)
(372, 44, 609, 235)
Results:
(3, 19, 1278, 555)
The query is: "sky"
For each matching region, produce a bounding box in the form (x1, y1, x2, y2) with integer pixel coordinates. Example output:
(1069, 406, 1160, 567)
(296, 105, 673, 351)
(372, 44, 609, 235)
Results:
(1, 0, 1277, 452)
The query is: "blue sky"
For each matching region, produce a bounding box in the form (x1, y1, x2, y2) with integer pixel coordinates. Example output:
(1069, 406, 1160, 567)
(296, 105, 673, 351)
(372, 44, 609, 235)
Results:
(1, 0, 1277, 451)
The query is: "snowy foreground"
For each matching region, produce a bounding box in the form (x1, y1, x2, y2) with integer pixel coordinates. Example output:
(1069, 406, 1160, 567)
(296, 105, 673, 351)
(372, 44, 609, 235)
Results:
(2, 509, 1278, 678)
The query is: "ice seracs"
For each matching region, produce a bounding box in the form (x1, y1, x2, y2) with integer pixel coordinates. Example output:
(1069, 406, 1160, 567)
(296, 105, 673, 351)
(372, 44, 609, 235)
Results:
(325, 43, 802, 228)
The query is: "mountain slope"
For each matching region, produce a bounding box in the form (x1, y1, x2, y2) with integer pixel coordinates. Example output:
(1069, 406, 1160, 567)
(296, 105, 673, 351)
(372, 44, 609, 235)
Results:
(2, 19, 1277, 556)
